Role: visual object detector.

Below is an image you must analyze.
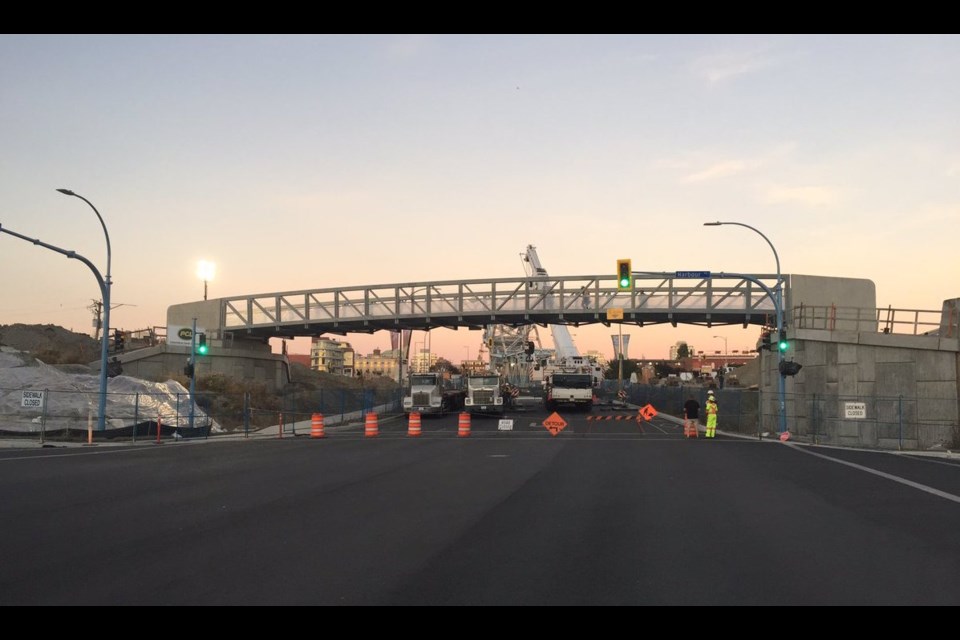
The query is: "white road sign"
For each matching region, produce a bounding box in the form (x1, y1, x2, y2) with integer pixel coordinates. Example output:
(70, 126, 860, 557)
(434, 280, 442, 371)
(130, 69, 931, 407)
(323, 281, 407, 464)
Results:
(498, 419, 514, 431)
(844, 402, 867, 419)
(21, 390, 44, 409)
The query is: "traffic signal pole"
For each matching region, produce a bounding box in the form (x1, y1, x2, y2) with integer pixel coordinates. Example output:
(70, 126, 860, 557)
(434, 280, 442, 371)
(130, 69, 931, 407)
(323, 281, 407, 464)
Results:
(189, 317, 197, 430)
(704, 222, 786, 435)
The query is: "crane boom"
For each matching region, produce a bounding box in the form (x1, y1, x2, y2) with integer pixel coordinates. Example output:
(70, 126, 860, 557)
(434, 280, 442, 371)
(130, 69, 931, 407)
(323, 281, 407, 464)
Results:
(521, 245, 580, 360)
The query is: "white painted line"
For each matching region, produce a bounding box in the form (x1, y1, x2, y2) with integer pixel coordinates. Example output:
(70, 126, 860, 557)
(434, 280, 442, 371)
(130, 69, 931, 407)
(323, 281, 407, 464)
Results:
(787, 444, 960, 505)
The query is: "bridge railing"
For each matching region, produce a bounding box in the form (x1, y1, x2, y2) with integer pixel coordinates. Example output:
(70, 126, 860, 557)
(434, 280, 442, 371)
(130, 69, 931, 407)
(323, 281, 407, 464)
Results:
(221, 273, 781, 331)
(791, 304, 951, 336)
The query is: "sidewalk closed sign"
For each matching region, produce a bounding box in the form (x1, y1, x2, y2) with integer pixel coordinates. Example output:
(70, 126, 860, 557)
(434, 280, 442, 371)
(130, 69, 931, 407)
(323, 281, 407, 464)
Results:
(844, 402, 867, 419)
(22, 390, 44, 409)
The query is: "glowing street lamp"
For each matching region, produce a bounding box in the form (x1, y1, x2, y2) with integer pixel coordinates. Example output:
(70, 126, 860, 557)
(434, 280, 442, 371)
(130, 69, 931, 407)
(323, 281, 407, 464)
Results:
(197, 260, 216, 301)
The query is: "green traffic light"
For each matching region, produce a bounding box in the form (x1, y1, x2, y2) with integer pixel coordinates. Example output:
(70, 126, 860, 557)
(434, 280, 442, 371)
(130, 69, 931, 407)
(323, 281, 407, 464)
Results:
(616, 258, 632, 291)
(196, 332, 208, 355)
(778, 339, 788, 351)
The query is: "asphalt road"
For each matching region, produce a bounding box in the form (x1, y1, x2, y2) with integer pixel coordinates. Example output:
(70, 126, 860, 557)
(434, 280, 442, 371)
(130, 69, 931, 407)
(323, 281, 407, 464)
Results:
(2, 408, 959, 605)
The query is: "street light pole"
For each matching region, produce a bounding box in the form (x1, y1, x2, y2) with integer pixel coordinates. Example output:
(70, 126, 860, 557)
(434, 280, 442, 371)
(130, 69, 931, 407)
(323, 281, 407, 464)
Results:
(58, 189, 111, 432)
(713, 335, 728, 366)
(197, 260, 215, 301)
(704, 221, 786, 434)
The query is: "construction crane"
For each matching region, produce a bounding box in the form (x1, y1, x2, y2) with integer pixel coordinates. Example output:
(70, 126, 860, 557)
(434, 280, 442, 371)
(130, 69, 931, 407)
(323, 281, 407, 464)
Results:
(520, 245, 580, 360)
(481, 245, 588, 388)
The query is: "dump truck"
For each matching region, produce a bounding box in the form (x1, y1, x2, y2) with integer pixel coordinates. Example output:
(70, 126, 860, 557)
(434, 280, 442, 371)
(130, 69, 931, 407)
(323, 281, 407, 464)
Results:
(464, 371, 505, 416)
(403, 372, 466, 415)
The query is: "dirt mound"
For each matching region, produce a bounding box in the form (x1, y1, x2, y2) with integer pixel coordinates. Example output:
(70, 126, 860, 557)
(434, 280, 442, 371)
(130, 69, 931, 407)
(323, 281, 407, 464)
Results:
(0, 324, 100, 365)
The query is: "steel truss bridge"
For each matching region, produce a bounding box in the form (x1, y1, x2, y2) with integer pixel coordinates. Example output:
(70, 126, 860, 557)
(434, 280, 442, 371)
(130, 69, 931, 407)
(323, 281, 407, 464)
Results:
(219, 273, 783, 339)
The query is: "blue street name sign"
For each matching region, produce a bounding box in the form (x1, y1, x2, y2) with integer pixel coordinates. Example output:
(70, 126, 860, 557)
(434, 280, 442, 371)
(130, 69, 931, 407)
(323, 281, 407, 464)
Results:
(674, 271, 711, 278)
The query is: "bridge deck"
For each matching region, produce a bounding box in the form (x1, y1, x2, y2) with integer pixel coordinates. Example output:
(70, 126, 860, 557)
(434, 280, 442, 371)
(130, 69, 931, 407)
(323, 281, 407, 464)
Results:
(219, 273, 781, 338)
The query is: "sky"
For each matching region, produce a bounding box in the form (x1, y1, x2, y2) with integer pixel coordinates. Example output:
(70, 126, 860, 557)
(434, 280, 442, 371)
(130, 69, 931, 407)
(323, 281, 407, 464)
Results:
(1, 34, 957, 364)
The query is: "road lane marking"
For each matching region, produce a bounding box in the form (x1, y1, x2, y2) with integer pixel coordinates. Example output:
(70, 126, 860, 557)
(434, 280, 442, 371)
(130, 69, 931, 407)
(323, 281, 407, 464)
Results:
(787, 444, 960, 505)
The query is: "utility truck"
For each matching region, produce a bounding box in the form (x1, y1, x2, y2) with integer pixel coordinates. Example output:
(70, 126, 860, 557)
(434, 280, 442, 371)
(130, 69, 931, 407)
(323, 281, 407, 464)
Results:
(541, 356, 598, 412)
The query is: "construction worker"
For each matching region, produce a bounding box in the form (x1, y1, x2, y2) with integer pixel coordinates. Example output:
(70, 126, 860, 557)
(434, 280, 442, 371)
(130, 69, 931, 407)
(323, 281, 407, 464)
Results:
(705, 391, 718, 438)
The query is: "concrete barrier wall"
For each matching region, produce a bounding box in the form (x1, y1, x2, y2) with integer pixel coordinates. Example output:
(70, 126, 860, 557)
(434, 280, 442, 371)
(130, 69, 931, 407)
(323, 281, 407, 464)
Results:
(760, 327, 959, 450)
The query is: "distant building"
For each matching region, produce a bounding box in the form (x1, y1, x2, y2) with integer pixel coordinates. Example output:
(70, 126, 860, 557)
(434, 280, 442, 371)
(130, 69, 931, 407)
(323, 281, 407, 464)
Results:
(310, 337, 354, 375)
(287, 353, 311, 368)
(409, 349, 438, 374)
(584, 350, 608, 369)
(460, 358, 488, 376)
(669, 341, 695, 360)
(355, 348, 401, 379)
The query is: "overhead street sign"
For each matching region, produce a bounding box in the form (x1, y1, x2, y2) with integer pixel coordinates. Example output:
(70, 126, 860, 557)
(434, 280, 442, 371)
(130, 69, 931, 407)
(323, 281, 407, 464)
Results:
(542, 411, 568, 437)
(606, 308, 624, 321)
(675, 271, 711, 278)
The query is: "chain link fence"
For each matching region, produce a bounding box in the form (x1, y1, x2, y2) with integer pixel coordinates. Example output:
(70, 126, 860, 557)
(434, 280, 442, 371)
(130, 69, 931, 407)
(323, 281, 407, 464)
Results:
(612, 382, 957, 450)
(0, 385, 405, 444)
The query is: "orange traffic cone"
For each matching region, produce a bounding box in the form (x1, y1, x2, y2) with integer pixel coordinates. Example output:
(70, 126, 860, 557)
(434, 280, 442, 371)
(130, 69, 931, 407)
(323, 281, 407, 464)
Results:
(311, 413, 326, 439)
(364, 412, 379, 438)
(684, 419, 698, 438)
(408, 411, 422, 437)
(457, 412, 471, 438)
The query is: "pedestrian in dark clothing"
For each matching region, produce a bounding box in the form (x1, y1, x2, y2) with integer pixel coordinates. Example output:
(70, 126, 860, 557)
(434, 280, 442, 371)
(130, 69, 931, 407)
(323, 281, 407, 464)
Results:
(683, 395, 701, 437)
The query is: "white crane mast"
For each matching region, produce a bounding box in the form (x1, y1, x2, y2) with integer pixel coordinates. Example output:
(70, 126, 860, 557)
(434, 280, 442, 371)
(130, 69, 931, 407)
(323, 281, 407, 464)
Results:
(521, 245, 580, 360)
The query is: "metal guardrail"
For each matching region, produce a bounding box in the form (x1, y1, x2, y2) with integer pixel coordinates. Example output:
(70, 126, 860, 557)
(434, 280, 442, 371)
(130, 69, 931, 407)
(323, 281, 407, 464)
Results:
(792, 304, 955, 337)
(220, 273, 782, 337)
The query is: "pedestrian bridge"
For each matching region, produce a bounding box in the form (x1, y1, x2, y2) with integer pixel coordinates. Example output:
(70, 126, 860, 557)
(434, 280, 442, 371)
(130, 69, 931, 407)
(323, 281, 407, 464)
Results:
(212, 272, 782, 339)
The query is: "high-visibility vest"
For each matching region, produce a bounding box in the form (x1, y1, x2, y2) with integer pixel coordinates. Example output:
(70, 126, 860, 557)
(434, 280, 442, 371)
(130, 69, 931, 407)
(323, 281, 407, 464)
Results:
(706, 401, 718, 415)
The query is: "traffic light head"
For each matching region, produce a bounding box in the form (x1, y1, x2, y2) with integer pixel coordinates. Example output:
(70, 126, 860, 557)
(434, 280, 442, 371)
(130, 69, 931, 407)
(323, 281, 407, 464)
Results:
(760, 331, 772, 351)
(183, 362, 195, 378)
(196, 333, 208, 356)
(616, 259, 632, 291)
(778, 330, 789, 352)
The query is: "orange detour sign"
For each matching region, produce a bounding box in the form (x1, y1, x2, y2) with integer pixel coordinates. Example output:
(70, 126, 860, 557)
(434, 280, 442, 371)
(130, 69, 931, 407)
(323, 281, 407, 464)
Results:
(408, 411, 422, 437)
(542, 411, 568, 437)
(310, 413, 326, 439)
(639, 404, 658, 421)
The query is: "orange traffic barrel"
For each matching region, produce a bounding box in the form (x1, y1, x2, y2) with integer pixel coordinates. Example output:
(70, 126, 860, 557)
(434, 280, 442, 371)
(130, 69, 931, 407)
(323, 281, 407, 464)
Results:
(311, 413, 326, 439)
(408, 412, 422, 437)
(364, 412, 379, 438)
(458, 412, 471, 438)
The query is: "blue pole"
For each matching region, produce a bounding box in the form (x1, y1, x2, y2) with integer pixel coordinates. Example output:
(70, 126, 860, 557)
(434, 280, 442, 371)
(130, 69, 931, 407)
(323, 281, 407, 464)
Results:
(704, 221, 786, 433)
(57, 190, 112, 432)
(0, 220, 109, 430)
(189, 318, 197, 430)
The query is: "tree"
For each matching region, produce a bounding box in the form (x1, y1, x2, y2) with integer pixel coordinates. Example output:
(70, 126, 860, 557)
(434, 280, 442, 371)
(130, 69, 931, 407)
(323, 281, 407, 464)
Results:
(677, 342, 690, 359)
(604, 359, 640, 380)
